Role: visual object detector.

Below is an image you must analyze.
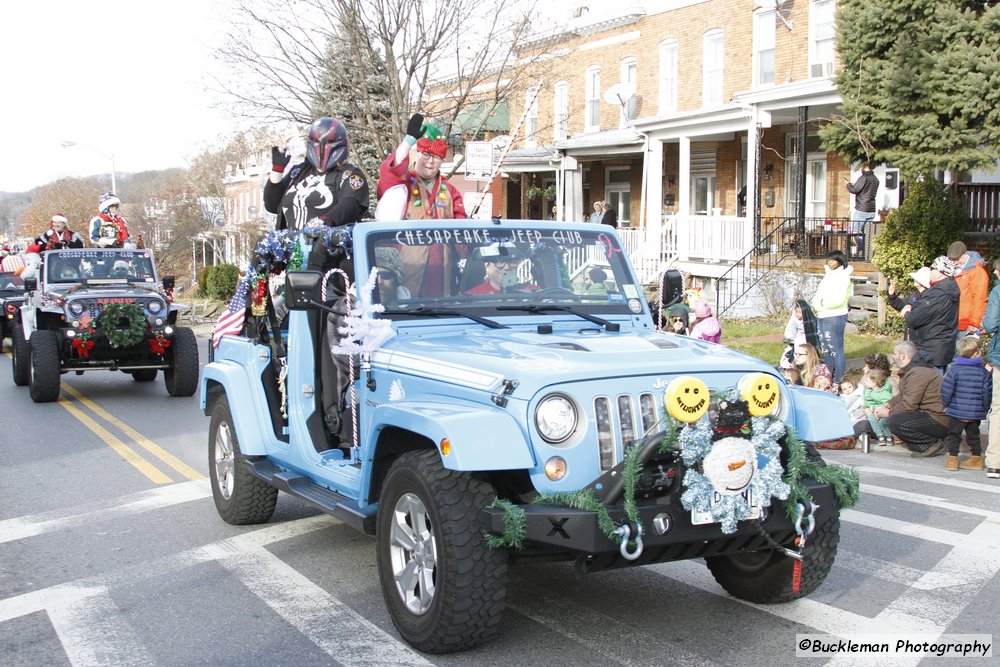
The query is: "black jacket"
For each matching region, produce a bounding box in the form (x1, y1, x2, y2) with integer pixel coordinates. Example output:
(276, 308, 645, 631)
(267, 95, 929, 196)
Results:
(601, 208, 618, 228)
(263, 161, 369, 231)
(846, 170, 879, 213)
(903, 277, 959, 367)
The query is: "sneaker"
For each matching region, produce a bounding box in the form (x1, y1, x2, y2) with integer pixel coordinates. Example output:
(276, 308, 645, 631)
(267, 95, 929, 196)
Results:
(877, 436, 890, 447)
(987, 468, 1000, 479)
(910, 440, 945, 458)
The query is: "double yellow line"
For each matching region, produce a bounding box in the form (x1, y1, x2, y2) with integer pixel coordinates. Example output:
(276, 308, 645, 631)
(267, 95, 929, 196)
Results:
(59, 383, 205, 484)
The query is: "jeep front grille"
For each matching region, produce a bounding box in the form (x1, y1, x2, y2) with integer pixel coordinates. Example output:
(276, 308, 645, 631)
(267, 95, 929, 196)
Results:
(595, 392, 661, 472)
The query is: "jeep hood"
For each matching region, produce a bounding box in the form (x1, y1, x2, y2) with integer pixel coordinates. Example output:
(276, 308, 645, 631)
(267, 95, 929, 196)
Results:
(372, 327, 775, 395)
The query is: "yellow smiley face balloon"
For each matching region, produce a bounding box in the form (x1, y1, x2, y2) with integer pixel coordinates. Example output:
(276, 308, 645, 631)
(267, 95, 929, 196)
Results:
(663, 376, 710, 422)
(740, 372, 781, 417)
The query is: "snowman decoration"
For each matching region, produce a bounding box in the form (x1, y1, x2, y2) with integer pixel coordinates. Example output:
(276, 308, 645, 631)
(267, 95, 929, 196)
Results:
(665, 375, 790, 534)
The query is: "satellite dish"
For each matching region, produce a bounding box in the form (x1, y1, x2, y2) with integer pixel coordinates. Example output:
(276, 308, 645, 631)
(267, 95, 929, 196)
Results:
(603, 83, 636, 106)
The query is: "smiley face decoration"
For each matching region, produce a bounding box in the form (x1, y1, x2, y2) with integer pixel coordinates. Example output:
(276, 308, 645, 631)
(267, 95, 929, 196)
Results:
(740, 372, 780, 417)
(663, 375, 710, 422)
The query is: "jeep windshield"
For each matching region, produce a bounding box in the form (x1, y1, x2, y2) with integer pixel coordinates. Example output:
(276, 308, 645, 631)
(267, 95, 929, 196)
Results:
(367, 225, 645, 319)
(44, 249, 157, 287)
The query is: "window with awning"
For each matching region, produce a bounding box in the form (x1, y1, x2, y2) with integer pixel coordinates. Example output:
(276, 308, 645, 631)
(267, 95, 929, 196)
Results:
(448, 99, 510, 137)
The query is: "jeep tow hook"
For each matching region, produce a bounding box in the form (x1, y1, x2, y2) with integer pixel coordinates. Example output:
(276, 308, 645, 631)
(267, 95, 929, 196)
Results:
(613, 522, 644, 561)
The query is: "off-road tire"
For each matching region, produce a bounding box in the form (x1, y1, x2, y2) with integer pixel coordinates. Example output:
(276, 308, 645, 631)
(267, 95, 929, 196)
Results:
(209, 398, 278, 524)
(28, 330, 61, 403)
(131, 369, 158, 382)
(164, 327, 199, 397)
(11, 321, 30, 387)
(376, 450, 508, 653)
(705, 512, 840, 603)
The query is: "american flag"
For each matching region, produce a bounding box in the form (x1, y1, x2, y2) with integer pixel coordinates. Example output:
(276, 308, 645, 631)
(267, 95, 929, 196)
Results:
(211, 277, 250, 349)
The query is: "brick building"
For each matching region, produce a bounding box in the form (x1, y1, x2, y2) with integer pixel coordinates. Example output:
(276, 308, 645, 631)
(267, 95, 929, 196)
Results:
(496, 0, 899, 279)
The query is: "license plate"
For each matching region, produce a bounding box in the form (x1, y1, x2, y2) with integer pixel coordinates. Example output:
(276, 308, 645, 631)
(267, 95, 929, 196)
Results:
(690, 487, 761, 525)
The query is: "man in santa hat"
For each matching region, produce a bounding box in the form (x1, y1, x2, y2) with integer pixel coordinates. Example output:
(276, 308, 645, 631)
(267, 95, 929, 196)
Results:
(27, 214, 85, 254)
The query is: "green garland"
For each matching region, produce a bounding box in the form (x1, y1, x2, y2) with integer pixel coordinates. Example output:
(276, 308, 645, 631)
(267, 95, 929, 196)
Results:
(97, 303, 148, 348)
(782, 426, 861, 519)
(484, 418, 860, 550)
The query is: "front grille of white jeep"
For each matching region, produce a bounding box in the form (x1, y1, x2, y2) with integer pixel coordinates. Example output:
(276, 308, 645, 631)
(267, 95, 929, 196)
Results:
(594, 392, 661, 471)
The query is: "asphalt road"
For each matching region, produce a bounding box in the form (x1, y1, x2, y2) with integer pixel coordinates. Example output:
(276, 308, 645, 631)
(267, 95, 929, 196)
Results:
(1, 334, 999, 666)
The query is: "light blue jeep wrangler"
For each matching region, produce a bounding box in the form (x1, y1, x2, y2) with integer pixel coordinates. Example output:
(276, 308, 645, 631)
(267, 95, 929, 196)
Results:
(202, 219, 855, 653)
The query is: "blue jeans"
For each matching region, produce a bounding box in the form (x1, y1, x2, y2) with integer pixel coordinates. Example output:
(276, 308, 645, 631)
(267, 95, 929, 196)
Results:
(850, 209, 875, 233)
(818, 314, 848, 384)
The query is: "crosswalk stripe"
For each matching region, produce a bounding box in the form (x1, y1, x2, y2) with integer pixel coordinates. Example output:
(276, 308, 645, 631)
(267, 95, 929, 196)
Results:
(854, 465, 1000, 495)
(207, 543, 433, 667)
(861, 482, 1000, 520)
(841, 509, 964, 545)
(48, 588, 155, 667)
(0, 479, 211, 544)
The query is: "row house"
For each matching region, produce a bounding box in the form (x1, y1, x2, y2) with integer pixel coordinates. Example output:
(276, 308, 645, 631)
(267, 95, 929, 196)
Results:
(204, 158, 273, 271)
(500, 0, 899, 285)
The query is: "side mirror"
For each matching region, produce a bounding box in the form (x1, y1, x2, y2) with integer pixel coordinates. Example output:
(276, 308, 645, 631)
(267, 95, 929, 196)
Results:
(162, 275, 175, 291)
(659, 269, 684, 308)
(286, 271, 322, 310)
(23, 277, 37, 292)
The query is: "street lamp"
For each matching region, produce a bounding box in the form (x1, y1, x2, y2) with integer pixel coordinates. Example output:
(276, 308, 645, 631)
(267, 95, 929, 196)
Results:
(60, 140, 117, 194)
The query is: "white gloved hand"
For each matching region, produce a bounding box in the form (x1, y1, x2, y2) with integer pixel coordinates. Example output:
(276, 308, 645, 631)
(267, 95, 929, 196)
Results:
(97, 237, 115, 247)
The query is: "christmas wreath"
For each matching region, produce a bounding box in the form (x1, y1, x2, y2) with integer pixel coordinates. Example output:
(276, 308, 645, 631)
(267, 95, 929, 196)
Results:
(486, 374, 860, 549)
(98, 303, 147, 348)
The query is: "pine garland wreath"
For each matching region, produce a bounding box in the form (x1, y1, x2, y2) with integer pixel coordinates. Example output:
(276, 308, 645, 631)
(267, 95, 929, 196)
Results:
(484, 498, 526, 549)
(98, 303, 147, 348)
(782, 426, 861, 518)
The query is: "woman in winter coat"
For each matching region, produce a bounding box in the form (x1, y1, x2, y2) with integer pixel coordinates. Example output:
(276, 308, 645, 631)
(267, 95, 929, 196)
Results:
(898, 256, 960, 370)
(811, 250, 853, 389)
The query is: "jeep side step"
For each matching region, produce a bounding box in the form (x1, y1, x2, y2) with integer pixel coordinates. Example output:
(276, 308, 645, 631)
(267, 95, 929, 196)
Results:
(244, 459, 376, 534)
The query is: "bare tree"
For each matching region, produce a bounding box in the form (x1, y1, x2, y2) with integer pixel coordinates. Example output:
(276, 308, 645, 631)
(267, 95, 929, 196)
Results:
(214, 0, 541, 166)
(16, 178, 105, 240)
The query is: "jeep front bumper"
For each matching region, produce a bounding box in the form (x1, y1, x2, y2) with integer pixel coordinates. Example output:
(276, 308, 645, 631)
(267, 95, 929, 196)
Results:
(481, 479, 837, 572)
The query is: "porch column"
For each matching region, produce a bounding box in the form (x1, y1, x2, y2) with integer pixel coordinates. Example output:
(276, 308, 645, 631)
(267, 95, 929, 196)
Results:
(561, 156, 582, 223)
(645, 137, 663, 237)
(677, 136, 691, 261)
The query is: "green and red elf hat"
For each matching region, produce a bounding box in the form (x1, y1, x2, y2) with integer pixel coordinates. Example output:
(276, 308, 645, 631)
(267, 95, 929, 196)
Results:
(415, 123, 447, 158)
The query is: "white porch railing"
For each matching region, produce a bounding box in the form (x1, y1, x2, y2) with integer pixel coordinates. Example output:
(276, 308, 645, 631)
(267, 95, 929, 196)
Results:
(618, 214, 753, 283)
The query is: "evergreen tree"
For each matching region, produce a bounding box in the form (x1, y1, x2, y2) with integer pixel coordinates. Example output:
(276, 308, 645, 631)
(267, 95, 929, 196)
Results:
(821, 0, 1000, 176)
(310, 30, 394, 210)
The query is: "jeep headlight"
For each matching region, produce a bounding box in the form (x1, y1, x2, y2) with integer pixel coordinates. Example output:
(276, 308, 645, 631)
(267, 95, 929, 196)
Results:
(147, 299, 164, 315)
(68, 301, 85, 317)
(535, 394, 577, 443)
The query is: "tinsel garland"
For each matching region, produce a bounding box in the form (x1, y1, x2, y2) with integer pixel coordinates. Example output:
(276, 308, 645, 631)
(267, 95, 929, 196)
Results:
(98, 303, 147, 348)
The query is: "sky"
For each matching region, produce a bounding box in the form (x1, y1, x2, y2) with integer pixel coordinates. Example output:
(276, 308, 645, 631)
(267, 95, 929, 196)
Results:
(0, 0, 235, 193)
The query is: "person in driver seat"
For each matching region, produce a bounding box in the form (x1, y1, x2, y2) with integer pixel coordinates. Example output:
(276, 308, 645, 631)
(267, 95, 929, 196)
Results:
(57, 262, 80, 280)
(110, 259, 132, 278)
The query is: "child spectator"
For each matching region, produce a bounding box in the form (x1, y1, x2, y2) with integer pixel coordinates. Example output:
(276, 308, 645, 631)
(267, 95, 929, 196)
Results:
(780, 299, 820, 368)
(690, 300, 722, 343)
(862, 367, 894, 446)
(666, 305, 689, 335)
(941, 337, 992, 471)
(840, 378, 865, 420)
(781, 367, 802, 385)
(794, 343, 834, 391)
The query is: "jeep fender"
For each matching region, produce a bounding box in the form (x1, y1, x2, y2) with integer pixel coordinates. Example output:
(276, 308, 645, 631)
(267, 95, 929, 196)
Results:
(371, 401, 535, 471)
(788, 385, 853, 442)
(201, 360, 276, 456)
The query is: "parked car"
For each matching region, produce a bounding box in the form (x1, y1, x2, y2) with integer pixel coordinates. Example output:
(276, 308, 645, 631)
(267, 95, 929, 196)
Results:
(12, 248, 198, 402)
(0, 271, 26, 351)
(202, 219, 854, 653)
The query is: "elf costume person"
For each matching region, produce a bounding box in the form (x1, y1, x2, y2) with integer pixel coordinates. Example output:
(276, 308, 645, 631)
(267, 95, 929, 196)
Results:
(377, 113, 467, 297)
(88, 193, 133, 248)
(26, 214, 84, 254)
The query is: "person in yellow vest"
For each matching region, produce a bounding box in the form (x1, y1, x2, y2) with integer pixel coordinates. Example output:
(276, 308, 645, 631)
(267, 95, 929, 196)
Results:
(377, 113, 467, 297)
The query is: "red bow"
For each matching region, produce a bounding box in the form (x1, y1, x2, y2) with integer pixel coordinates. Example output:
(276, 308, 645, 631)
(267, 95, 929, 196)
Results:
(416, 138, 447, 158)
(72, 339, 94, 358)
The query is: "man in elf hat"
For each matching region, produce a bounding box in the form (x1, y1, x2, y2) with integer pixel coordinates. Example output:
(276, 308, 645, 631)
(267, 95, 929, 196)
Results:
(377, 113, 467, 296)
(89, 193, 133, 248)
